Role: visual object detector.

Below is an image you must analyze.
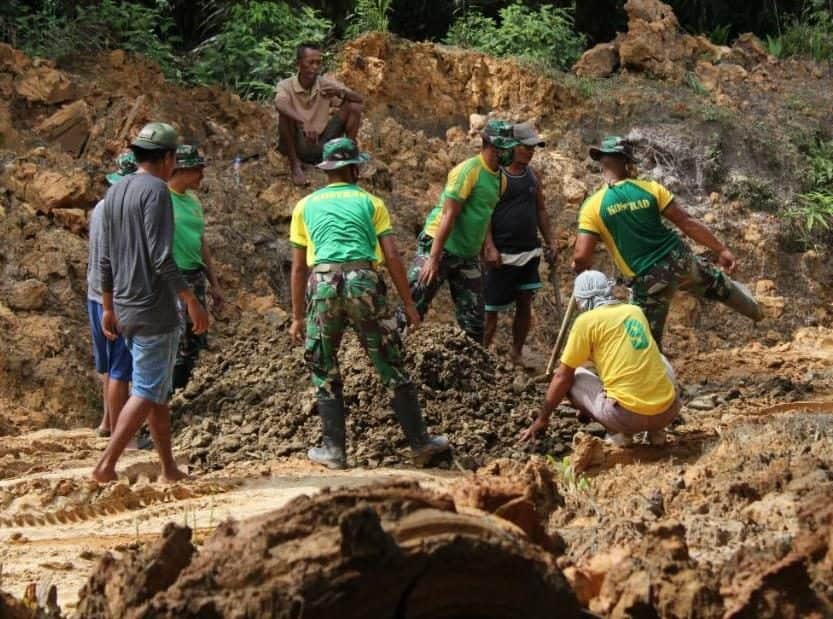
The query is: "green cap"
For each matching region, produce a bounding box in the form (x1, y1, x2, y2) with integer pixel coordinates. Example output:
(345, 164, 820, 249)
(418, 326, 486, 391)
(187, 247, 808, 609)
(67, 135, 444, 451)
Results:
(106, 150, 138, 185)
(175, 144, 206, 170)
(316, 137, 370, 170)
(130, 122, 178, 150)
(589, 136, 637, 162)
(482, 120, 520, 149)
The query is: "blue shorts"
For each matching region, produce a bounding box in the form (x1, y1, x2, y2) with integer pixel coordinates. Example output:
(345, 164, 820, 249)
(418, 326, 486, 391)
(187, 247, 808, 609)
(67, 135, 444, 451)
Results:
(87, 299, 132, 381)
(128, 329, 180, 405)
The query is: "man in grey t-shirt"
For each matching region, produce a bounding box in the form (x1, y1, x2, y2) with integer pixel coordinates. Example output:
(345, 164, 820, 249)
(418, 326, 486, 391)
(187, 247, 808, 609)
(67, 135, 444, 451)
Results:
(92, 122, 209, 484)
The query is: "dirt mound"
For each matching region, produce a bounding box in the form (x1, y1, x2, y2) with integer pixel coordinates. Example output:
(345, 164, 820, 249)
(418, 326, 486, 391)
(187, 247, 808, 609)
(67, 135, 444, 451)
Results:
(555, 414, 833, 617)
(74, 481, 580, 618)
(173, 322, 580, 470)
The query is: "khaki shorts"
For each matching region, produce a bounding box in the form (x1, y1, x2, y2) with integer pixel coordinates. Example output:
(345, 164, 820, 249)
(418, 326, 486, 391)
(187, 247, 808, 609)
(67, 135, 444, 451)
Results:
(568, 361, 680, 435)
(278, 115, 345, 164)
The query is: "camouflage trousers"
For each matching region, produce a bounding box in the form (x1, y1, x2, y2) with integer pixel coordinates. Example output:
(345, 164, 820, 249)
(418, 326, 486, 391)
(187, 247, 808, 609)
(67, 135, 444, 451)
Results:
(406, 232, 485, 344)
(173, 268, 208, 390)
(305, 267, 411, 400)
(630, 242, 731, 348)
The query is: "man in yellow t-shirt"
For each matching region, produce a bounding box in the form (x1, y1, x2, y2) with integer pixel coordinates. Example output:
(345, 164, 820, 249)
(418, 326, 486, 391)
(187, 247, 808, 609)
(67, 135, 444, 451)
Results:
(520, 270, 681, 447)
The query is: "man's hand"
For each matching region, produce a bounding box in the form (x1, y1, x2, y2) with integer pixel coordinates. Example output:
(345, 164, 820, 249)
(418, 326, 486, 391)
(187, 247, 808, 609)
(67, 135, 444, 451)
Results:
(404, 303, 421, 329)
(544, 243, 558, 265)
(187, 297, 210, 335)
(717, 248, 737, 274)
(101, 309, 119, 341)
(418, 255, 441, 286)
(302, 125, 320, 143)
(320, 84, 343, 99)
(483, 244, 501, 269)
(519, 416, 549, 443)
(289, 318, 305, 344)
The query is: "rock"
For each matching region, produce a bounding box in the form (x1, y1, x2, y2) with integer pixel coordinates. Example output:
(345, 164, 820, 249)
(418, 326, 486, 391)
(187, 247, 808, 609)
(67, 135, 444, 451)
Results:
(562, 176, 588, 206)
(688, 394, 718, 411)
(6, 279, 49, 311)
(755, 279, 777, 296)
(0, 101, 18, 149)
(260, 181, 299, 222)
(35, 99, 91, 157)
(728, 33, 770, 69)
(573, 43, 620, 78)
(0, 43, 31, 75)
(469, 113, 487, 132)
(15, 65, 76, 104)
(52, 208, 88, 233)
(445, 125, 467, 143)
(9, 164, 94, 213)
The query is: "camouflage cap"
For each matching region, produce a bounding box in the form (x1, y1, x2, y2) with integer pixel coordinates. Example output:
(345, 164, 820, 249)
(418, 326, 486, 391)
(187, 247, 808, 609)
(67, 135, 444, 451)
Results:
(130, 122, 178, 150)
(106, 150, 138, 185)
(175, 144, 206, 170)
(482, 119, 520, 150)
(589, 136, 637, 162)
(316, 137, 370, 171)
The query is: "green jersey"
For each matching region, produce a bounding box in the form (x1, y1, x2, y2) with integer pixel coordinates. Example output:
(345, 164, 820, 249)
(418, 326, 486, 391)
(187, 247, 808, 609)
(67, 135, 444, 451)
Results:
(171, 189, 205, 271)
(423, 154, 501, 258)
(290, 182, 392, 266)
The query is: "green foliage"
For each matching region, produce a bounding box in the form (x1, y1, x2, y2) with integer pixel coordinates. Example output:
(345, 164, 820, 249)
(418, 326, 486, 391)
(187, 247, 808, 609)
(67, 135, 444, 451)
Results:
(783, 139, 833, 249)
(188, 2, 332, 101)
(779, 0, 833, 61)
(548, 455, 592, 495)
(708, 23, 731, 45)
(684, 71, 708, 96)
(765, 34, 784, 57)
(345, 0, 393, 38)
(445, 2, 586, 71)
(9, 0, 180, 77)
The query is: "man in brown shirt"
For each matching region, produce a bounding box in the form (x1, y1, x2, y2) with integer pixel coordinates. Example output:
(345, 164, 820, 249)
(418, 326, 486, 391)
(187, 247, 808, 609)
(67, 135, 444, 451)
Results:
(275, 42, 364, 186)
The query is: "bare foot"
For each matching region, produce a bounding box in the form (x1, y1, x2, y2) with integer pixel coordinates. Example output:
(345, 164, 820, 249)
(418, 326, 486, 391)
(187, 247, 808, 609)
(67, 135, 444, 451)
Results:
(291, 163, 308, 186)
(91, 466, 117, 484)
(161, 467, 189, 483)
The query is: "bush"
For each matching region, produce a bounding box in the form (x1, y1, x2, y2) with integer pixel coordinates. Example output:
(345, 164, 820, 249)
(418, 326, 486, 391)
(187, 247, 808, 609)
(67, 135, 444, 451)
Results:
(8, 0, 180, 77)
(445, 2, 586, 71)
(783, 139, 833, 249)
(345, 0, 393, 38)
(189, 2, 332, 101)
(777, 0, 833, 61)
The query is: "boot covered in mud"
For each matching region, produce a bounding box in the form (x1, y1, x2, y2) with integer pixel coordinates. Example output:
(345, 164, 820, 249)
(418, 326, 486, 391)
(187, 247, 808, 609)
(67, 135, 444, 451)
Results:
(722, 279, 764, 322)
(391, 383, 450, 467)
(308, 397, 347, 470)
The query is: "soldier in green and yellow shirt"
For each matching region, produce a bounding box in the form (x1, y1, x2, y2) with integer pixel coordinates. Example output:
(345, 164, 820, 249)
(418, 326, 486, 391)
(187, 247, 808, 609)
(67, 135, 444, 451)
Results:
(406, 120, 520, 343)
(289, 138, 449, 470)
(168, 145, 224, 390)
(572, 136, 762, 347)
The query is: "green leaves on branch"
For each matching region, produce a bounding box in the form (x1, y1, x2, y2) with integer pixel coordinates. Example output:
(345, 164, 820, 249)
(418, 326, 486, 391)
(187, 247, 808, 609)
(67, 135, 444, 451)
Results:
(784, 139, 833, 249)
(10, 0, 180, 79)
(188, 2, 332, 101)
(445, 2, 586, 72)
(345, 0, 393, 38)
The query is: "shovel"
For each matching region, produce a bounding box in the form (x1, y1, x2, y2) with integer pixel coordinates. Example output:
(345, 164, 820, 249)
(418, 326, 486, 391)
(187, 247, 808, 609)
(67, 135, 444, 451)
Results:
(527, 292, 576, 387)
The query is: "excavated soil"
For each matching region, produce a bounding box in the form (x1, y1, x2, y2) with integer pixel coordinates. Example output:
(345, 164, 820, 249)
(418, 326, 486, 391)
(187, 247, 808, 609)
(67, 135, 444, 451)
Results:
(173, 322, 581, 470)
(3, 1, 833, 615)
(73, 478, 580, 619)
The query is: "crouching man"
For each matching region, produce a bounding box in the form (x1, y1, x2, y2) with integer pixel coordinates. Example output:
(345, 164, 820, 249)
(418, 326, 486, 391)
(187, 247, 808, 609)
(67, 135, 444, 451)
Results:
(520, 271, 681, 448)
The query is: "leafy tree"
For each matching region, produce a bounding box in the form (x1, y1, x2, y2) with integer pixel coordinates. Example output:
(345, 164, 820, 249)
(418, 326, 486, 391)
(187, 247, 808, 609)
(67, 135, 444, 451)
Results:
(446, 2, 586, 71)
(345, 0, 393, 37)
(188, 1, 332, 100)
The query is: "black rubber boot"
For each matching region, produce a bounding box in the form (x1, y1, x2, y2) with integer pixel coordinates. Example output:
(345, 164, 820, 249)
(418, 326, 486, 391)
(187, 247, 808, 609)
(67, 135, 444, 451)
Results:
(722, 279, 764, 322)
(308, 397, 347, 469)
(391, 384, 450, 467)
(171, 361, 192, 391)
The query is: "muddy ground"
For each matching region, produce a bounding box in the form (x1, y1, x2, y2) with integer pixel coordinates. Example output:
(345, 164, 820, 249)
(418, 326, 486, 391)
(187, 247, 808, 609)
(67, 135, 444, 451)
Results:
(2, 0, 833, 616)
